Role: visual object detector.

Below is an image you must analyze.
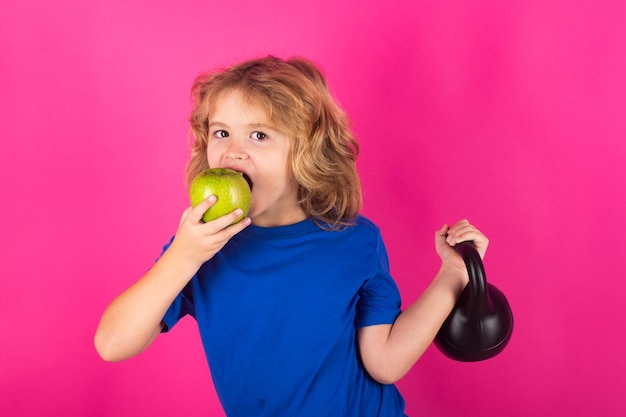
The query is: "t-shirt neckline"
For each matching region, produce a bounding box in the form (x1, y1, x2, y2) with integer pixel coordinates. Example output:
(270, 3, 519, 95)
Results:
(245, 218, 320, 239)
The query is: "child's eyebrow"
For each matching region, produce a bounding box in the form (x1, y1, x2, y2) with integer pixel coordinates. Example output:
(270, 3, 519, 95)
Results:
(247, 123, 277, 131)
(207, 121, 228, 128)
(208, 121, 278, 131)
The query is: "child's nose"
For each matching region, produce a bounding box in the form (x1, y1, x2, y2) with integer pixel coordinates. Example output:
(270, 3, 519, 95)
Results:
(225, 140, 248, 160)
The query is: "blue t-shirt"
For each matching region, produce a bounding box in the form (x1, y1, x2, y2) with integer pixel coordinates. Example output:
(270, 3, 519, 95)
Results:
(162, 215, 407, 417)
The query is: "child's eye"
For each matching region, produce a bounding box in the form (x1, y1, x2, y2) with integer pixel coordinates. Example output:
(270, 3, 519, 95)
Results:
(251, 131, 267, 141)
(214, 130, 229, 139)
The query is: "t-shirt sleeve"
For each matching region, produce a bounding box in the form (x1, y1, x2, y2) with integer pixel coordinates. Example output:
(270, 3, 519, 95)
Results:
(161, 285, 195, 332)
(157, 238, 196, 332)
(354, 233, 402, 328)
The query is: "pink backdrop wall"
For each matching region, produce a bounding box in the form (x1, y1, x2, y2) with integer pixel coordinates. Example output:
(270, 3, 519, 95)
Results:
(2, 1, 625, 416)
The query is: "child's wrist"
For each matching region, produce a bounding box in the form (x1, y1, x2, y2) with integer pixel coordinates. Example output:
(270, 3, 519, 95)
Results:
(436, 263, 469, 290)
(160, 245, 203, 280)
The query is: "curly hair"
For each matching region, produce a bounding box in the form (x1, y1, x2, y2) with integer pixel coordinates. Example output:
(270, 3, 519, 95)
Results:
(186, 56, 361, 230)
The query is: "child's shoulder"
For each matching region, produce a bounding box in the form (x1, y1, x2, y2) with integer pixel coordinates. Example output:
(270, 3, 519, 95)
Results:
(351, 214, 382, 235)
(354, 214, 377, 227)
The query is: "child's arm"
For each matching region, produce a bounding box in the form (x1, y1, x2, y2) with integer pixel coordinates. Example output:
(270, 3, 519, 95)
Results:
(357, 220, 488, 384)
(94, 197, 250, 362)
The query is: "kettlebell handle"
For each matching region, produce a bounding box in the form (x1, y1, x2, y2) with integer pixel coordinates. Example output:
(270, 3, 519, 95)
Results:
(454, 241, 487, 310)
(434, 240, 514, 361)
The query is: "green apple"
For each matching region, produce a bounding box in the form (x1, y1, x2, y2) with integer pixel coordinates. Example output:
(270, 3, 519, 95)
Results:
(189, 168, 251, 224)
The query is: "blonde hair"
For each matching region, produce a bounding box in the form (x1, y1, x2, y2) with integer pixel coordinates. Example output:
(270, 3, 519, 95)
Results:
(186, 56, 361, 230)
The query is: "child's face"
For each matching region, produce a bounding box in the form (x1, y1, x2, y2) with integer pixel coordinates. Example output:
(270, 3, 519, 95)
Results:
(206, 90, 306, 227)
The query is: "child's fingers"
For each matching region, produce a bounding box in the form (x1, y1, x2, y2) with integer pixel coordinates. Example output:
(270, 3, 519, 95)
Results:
(445, 219, 489, 258)
(220, 215, 252, 238)
(189, 195, 217, 223)
(446, 219, 475, 244)
(435, 224, 450, 245)
(436, 224, 450, 237)
(201, 208, 246, 232)
(197, 212, 251, 258)
(178, 206, 194, 227)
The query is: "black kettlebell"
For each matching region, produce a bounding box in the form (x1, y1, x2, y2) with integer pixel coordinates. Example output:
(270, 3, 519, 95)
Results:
(434, 241, 513, 361)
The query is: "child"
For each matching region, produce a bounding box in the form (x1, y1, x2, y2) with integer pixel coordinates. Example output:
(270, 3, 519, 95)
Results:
(95, 56, 489, 416)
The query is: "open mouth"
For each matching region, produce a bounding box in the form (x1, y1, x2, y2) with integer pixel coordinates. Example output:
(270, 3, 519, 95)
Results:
(241, 173, 253, 190)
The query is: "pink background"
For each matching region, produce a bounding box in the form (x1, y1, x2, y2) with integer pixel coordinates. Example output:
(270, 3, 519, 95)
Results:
(1, 1, 625, 416)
